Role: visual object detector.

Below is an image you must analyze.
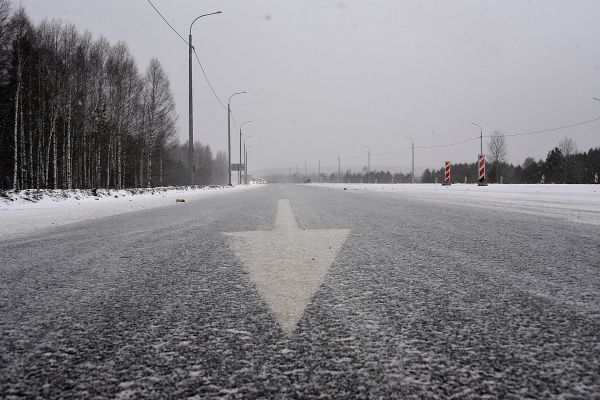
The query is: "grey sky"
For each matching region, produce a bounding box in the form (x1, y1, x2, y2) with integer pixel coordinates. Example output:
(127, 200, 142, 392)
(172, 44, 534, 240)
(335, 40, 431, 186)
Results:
(20, 0, 600, 175)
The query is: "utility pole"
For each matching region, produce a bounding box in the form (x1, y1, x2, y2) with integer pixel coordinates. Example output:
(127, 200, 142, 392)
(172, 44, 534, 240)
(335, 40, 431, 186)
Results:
(472, 122, 483, 156)
(338, 154, 341, 183)
(315, 156, 321, 183)
(304, 161, 307, 182)
(472, 122, 487, 186)
(227, 92, 246, 186)
(245, 145, 255, 183)
(405, 137, 415, 183)
(188, 30, 193, 185)
(363, 145, 370, 183)
(295, 164, 298, 183)
(239, 121, 252, 184)
(368, 150, 370, 183)
(188, 11, 221, 186)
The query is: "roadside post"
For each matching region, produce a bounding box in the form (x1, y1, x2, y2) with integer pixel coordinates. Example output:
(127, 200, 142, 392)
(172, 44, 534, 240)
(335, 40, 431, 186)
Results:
(443, 161, 451, 186)
(478, 154, 487, 186)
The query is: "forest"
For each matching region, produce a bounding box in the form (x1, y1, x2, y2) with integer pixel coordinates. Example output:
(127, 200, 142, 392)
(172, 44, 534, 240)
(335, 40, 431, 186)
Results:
(420, 141, 600, 185)
(289, 139, 599, 185)
(0, 1, 227, 191)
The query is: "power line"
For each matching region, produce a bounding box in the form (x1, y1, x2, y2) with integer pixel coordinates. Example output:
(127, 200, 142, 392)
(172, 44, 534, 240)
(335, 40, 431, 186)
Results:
(145, 0, 228, 112)
(192, 48, 227, 110)
(493, 115, 600, 138)
(415, 136, 480, 150)
(145, 0, 188, 46)
(372, 146, 412, 157)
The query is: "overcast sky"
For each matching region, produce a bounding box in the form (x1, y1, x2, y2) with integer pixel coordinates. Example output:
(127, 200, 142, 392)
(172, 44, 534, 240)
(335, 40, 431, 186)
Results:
(19, 0, 600, 175)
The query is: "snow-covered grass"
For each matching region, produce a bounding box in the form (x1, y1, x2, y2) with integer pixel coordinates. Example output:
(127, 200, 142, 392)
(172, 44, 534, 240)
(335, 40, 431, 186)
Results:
(0, 185, 259, 240)
(307, 183, 600, 225)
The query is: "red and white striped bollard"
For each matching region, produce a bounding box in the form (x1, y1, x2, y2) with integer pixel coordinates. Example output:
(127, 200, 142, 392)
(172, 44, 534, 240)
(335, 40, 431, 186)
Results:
(443, 161, 451, 186)
(478, 154, 487, 186)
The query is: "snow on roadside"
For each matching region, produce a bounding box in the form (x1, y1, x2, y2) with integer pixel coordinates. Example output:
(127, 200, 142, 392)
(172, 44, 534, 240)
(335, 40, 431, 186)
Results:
(307, 183, 600, 225)
(0, 185, 259, 240)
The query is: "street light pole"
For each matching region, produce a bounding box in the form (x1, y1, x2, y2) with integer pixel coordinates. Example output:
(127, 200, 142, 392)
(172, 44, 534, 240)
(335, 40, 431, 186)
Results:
(188, 11, 221, 186)
(315, 156, 321, 183)
(335, 152, 341, 183)
(472, 122, 483, 156)
(404, 137, 415, 183)
(472, 122, 487, 185)
(363, 145, 370, 183)
(239, 121, 252, 184)
(246, 145, 255, 183)
(304, 161, 307, 182)
(228, 91, 246, 186)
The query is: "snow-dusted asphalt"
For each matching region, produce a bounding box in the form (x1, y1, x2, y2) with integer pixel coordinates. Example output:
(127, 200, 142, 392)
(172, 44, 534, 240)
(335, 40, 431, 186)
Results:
(1, 184, 599, 399)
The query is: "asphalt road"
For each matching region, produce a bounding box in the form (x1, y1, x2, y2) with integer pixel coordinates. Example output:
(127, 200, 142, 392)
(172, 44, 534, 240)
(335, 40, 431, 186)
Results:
(1, 184, 599, 399)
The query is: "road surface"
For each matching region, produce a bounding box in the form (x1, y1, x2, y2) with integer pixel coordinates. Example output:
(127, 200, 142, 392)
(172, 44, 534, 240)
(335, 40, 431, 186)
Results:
(1, 184, 599, 399)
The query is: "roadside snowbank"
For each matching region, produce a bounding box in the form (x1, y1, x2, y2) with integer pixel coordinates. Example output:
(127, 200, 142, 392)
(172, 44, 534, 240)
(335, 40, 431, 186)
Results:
(308, 183, 600, 225)
(0, 185, 257, 239)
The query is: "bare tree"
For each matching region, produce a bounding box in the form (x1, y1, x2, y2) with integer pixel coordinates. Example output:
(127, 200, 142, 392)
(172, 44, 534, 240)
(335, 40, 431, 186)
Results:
(487, 130, 507, 183)
(141, 58, 177, 187)
(558, 137, 577, 158)
(558, 137, 577, 183)
(0, 0, 11, 85)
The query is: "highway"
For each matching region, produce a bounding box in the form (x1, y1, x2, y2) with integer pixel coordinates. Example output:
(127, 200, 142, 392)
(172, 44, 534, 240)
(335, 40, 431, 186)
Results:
(1, 184, 599, 399)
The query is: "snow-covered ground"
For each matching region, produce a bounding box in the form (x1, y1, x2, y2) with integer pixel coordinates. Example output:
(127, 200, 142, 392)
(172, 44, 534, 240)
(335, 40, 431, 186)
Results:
(307, 183, 600, 225)
(0, 185, 259, 240)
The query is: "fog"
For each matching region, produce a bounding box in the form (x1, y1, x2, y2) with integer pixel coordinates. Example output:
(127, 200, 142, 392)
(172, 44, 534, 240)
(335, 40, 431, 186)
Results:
(21, 0, 600, 176)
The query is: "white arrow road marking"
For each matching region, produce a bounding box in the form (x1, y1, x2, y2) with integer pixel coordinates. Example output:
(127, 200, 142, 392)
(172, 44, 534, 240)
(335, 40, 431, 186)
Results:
(225, 199, 350, 335)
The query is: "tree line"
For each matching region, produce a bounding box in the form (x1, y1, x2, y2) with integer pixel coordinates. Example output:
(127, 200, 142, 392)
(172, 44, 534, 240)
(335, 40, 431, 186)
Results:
(0, 1, 227, 191)
(287, 137, 599, 184)
(421, 136, 599, 184)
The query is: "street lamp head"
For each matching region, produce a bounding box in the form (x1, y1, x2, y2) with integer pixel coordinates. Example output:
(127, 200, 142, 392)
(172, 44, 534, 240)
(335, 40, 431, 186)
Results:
(229, 91, 247, 103)
(593, 97, 600, 102)
(190, 11, 222, 34)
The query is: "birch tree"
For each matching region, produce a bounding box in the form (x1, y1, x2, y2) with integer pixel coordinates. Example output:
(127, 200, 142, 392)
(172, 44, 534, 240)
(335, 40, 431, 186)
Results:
(487, 130, 508, 183)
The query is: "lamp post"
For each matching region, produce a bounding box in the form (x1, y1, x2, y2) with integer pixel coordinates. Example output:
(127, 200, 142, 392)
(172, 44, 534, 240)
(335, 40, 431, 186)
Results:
(472, 122, 483, 156)
(228, 91, 246, 186)
(315, 156, 321, 183)
(404, 136, 414, 183)
(239, 121, 252, 184)
(304, 160, 307, 182)
(246, 145, 255, 183)
(188, 11, 221, 185)
(243, 135, 253, 184)
(334, 152, 341, 183)
(472, 122, 487, 185)
(363, 145, 371, 183)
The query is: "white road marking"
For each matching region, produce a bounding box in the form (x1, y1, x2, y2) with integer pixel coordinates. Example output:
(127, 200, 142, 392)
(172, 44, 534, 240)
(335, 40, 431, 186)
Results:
(225, 199, 350, 335)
